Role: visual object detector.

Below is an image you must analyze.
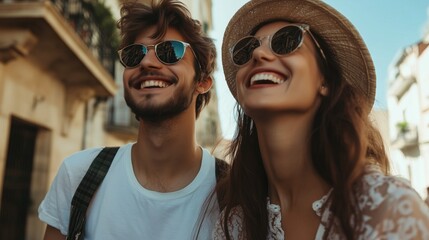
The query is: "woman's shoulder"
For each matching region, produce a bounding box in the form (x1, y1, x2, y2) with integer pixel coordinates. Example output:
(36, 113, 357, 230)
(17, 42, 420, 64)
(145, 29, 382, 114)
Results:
(357, 167, 422, 206)
(354, 166, 429, 239)
(356, 166, 427, 212)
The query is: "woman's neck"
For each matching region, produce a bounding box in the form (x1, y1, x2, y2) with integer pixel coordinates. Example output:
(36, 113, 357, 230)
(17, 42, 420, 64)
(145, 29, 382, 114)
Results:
(254, 114, 330, 211)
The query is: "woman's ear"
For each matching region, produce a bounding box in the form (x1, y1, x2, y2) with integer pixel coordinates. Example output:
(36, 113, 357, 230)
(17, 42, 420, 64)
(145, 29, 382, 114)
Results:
(196, 76, 213, 94)
(320, 84, 329, 96)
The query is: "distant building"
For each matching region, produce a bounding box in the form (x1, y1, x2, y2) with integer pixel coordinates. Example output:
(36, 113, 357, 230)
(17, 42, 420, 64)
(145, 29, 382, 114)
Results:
(0, 0, 221, 239)
(387, 9, 429, 198)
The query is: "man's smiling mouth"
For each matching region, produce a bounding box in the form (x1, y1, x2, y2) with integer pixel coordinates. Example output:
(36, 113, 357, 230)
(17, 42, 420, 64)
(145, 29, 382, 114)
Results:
(140, 80, 171, 89)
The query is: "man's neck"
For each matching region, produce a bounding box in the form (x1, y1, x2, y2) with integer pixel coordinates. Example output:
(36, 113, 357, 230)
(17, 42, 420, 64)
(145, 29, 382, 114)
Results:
(131, 112, 202, 192)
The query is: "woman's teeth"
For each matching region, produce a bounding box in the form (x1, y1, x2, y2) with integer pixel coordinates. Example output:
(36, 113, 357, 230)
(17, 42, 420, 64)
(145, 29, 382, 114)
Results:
(250, 73, 286, 86)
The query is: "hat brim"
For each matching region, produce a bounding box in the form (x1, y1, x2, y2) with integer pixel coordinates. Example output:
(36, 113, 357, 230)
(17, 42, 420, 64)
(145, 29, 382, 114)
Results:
(222, 0, 376, 107)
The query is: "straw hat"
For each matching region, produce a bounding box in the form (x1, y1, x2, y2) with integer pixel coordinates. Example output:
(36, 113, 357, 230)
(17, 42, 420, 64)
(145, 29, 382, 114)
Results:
(222, 0, 376, 107)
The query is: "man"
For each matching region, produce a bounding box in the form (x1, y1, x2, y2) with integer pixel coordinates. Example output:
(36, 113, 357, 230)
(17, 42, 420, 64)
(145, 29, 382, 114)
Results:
(38, 0, 218, 239)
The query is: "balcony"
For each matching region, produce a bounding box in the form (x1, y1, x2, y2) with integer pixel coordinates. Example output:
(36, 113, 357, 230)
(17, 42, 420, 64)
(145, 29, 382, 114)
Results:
(392, 124, 419, 150)
(388, 47, 417, 99)
(0, 0, 117, 96)
(389, 74, 416, 100)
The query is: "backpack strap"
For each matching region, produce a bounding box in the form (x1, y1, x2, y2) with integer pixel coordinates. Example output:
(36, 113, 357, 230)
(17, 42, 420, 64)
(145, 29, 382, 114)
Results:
(67, 147, 119, 240)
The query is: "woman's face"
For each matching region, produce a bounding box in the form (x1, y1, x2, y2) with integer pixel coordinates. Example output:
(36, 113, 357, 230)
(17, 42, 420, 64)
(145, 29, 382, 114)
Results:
(235, 21, 327, 119)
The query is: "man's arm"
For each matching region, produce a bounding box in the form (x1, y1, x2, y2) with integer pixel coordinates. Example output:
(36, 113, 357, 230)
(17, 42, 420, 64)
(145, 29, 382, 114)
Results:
(44, 225, 66, 240)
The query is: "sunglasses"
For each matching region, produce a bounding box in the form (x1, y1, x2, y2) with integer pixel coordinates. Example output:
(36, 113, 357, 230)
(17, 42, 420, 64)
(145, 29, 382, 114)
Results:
(230, 24, 326, 66)
(118, 40, 198, 68)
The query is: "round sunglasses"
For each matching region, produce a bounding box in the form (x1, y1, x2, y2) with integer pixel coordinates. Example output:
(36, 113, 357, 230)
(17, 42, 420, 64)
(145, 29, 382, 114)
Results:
(118, 40, 200, 68)
(230, 24, 326, 66)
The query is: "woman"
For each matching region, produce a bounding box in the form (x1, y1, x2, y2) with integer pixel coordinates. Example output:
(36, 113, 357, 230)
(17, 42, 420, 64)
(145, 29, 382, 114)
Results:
(213, 0, 429, 239)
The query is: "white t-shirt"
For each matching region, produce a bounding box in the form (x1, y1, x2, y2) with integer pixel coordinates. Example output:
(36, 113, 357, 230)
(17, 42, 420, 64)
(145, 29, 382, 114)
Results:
(39, 143, 218, 240)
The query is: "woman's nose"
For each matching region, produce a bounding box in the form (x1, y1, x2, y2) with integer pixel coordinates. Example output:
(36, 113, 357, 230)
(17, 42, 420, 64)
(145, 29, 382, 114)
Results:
(251, 40, 276, 63)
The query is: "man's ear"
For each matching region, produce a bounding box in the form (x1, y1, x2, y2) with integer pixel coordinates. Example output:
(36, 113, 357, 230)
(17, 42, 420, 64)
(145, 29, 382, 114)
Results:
(196, 76, 213, 94)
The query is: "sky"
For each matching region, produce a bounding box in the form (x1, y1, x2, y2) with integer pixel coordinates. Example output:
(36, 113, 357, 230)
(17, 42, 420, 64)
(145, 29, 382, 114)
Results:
(210, 0, 429, 140)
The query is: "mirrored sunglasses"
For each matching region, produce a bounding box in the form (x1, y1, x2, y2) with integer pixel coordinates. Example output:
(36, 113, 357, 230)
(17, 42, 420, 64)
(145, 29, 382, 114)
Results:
(231, 24, 326, 66)
(118, 40, 194, 68)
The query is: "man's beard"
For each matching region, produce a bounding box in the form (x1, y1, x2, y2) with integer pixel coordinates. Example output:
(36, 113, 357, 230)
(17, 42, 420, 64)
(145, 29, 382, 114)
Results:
(124, 87, 195, 122)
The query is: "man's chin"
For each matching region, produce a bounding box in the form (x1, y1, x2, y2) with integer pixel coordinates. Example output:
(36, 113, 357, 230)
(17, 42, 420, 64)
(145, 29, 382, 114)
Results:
(124, 91, 194, 122)
(129, 104, 188, 122)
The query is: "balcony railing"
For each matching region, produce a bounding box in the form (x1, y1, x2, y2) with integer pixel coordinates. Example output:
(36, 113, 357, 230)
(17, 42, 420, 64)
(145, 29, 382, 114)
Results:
(49, 0, 136, 135)
(50, 0, 117, 75)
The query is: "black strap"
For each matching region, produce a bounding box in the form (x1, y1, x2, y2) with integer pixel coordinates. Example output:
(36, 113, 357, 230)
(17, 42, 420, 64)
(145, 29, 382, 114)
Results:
(67, 148, 228, 239)
(67, 147, 119, 240)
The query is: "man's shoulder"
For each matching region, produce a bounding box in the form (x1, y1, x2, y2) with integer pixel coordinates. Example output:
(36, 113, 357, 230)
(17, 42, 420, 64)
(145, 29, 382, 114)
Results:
(62, 144, 130, 174)
(62, 146, 104, 170)
(201, 148, 229, 171)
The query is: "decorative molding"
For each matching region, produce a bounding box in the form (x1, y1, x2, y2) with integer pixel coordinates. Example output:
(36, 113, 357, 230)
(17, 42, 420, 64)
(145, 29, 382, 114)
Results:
(0, 29, 37, 63)
(0, 2, 117, 96)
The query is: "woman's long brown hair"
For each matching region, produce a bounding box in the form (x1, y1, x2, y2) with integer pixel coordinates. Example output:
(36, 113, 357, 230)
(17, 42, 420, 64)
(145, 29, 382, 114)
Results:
(217, 29, 389, 239)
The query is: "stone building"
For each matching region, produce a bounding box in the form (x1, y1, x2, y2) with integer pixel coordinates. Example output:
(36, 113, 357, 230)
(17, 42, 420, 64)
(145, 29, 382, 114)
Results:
(387, 9, 429, 198)
(0, 0, 221, 239)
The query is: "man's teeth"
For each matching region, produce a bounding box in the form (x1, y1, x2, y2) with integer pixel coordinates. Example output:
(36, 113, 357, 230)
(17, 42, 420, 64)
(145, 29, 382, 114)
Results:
(250, 73, 285, 85)
(140, 80, 169, 88)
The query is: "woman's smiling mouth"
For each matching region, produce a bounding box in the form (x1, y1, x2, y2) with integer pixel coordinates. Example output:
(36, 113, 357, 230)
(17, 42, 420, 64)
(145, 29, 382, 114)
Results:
(249, 72, 287, 86)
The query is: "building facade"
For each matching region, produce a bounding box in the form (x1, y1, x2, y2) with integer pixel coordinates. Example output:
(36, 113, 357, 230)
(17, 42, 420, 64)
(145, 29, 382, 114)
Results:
(387, 14, 429, 199)
(0, 0, 221, 239)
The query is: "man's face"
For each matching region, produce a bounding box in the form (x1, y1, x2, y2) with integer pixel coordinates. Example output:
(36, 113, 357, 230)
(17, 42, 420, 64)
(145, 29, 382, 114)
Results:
(122, 26, 199, 122)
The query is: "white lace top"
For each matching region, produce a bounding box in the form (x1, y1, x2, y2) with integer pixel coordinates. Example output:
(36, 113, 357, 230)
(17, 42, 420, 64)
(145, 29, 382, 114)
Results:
(212, 170, 429, 239)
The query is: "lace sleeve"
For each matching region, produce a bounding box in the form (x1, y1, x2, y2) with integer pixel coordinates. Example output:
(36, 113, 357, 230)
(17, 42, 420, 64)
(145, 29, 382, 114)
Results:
(357, 173, 429, 239)
(212, 207, 246, 240)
